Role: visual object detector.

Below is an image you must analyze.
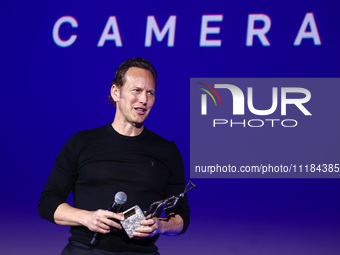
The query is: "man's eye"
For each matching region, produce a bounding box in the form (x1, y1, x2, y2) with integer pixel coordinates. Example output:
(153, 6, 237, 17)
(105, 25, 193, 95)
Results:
(148, 91, 155, 96)
(133, 89, 140, 93)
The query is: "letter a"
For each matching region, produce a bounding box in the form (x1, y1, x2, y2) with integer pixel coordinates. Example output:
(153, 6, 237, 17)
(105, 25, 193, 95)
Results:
(294, 12, 321, 46)
(98, 16, 122, 47)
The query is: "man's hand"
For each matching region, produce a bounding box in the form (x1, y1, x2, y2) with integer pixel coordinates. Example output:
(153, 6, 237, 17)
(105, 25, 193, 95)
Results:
(133, 213, 183, 238)
(83, 209, 124, 234)
(133, 217, 165, 238)
(54, 203, 124, 234)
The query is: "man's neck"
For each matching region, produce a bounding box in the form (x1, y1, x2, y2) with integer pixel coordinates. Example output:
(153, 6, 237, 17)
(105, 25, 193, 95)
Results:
(111, 121, 144, 137)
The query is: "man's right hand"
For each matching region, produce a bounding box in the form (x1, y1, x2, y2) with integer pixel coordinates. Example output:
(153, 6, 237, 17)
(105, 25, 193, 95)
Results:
(54, 203, 124, 234)
(83, 209, 124, 234)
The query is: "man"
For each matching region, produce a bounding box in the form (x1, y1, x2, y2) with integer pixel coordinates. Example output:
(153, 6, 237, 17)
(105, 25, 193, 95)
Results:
(38, 58, 190, 254)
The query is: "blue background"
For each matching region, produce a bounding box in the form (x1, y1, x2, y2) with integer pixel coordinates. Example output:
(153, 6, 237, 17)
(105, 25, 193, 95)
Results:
(1, 0, 339, 254)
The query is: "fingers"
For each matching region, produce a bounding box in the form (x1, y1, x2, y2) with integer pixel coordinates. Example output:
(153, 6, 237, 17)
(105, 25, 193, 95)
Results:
(144, 214, 153, 220)
(133, 228, 156, 238)
(85, 210, 124, 234)
(134, 225, 155, 238)
(133, 218, 162, 238)
(140, 218, 155, 226)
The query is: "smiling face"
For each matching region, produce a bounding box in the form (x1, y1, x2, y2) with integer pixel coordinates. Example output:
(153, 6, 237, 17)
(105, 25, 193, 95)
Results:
(111, 67, 156, 131)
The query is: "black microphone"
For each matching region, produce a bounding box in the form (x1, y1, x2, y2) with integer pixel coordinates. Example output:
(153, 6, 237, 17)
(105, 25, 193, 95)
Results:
(90, 191, 127, 246)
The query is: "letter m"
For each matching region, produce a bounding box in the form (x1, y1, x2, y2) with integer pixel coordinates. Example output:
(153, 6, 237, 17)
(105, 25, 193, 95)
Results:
(145, 15, 176, 47)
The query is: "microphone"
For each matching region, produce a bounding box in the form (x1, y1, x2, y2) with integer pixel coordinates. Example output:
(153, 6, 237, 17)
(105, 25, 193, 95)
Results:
(90, 191, 127, 246)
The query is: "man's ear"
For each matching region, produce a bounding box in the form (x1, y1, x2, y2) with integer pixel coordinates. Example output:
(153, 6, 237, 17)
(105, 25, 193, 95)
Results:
(111, 84, 120, 102)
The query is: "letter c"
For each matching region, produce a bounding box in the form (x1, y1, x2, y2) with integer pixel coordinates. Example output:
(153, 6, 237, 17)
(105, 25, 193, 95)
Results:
(52, 16, 78, 47)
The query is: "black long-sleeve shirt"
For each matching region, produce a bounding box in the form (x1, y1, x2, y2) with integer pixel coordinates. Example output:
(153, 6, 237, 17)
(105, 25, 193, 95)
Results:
(39, 123, 190, 253)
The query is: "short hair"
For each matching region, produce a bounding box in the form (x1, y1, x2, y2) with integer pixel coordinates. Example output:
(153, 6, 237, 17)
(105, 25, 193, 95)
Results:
(108, 57, 157, 107)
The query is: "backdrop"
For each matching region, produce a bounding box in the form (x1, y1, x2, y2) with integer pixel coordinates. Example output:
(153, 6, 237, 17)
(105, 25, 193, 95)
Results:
(1, 0, 340, 254)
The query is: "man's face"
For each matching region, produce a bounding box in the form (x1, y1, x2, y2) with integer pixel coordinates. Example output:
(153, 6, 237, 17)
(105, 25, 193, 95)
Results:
(111, 67, 156, 127)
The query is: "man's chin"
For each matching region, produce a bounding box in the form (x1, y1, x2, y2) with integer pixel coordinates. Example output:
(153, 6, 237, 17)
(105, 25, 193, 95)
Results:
(132, 115, 149, 127)
(132, 121, 144, 128)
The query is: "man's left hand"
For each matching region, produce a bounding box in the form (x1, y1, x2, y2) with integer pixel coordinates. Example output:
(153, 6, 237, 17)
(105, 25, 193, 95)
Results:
(133, 213, 183, 238)
(133, 217, 164, 238)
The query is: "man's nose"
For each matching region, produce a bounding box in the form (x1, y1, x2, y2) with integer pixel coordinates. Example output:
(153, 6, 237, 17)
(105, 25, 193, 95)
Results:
(139, 92, 147, 104)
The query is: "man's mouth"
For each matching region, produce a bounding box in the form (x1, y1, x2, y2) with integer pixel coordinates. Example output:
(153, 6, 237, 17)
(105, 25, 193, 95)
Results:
(135, 107, 146, 113)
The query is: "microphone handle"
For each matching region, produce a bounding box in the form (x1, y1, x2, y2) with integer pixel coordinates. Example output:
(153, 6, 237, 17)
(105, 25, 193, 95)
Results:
(90, 202, 123, 246)
(90, 233, 100, 246)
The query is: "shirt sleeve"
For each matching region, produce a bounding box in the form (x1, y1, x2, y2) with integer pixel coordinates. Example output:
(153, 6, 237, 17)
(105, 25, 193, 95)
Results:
(164, 142, 190, 235)
(38, 133, 79, 223)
